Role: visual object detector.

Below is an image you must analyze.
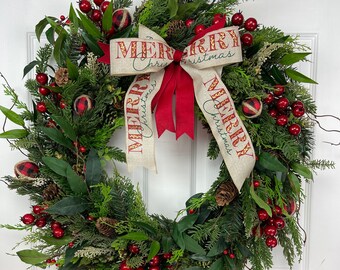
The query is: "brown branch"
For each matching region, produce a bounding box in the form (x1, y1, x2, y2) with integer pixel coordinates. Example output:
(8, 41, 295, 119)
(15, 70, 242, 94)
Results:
(323, 141, 340, 146)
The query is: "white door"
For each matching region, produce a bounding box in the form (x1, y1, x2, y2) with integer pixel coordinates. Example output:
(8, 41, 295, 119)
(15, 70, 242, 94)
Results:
(1, 1, 339, 269)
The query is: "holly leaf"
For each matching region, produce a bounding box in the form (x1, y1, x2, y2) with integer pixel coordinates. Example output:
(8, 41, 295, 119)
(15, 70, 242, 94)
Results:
(102, 1, 113, 32)
(280, 52, 311, 66)
(66, 166, 88, 195)
(183, 233, 206, 255)
(0, 106, 25, 127)
(85, 149, 102, 186)
(291, 162, 313, 180)
(77, 10, 102, 39)
(147, 241, 161, 262)
(250, 184, 272, 217)
(46, 197, 91, 215)
(66, 58, 79, 80)
(285, 68, 318, 84)
(51, 115, 77, 141)
(0, 129, 28, 139)
(168, 0, 179, 18)
(17, 249, 50, 265)
(40, 126, 74, 149)
(23, 60, 39, 78)
(120, 232, 149, 241)
(257, 152, 288, 173)
(42, 157, 69, 177)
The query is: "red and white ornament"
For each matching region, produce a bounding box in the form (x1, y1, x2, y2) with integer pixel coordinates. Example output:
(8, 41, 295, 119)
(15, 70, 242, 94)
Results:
(14, 160, 39, 178)
(112, 9, 132, 31)
(242, 97, 262, 118)
(73, 95, 93, 115)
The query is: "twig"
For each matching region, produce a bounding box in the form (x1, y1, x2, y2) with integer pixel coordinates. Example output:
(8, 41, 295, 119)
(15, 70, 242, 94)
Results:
(307, 113, 340, 133)
(323, 141, 340, 146)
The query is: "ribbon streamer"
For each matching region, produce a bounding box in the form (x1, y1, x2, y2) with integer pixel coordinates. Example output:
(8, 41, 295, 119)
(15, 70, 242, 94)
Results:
(99, 23, 256, 191)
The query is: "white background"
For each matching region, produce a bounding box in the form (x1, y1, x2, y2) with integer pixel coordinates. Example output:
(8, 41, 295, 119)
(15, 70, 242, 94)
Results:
(0, 0, 339, 269)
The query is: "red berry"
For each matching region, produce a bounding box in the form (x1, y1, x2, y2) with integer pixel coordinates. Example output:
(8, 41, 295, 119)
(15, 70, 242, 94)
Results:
(79, 0, 92, 13)
(91, 9, 102, 22)
(35, 217, 47, 228)
(60, 15, 66, 21)
(276, 97, 290, 110)
(253, 180, 260, 188)
(163, 252, 172, 260)
(264, 225, 277, 237)
(292, 106, 305, 117)
(149, 267, 160, 270)
(46, 119, 57, 128)
(21, 213, 35, 225)
(263, 93, 274, 104)
(212, 14, 224, 25)
(46, 259, 52, 263)
(100, 1, 110, 12)
(244, 17, 258, 31)
(273, 217, 285, 229)
(229, 253, 235, 259)
(252, 226, 264, 237)
(50, 221, 62, 230)
(49, 82, 57, 88)
(36, 102, 47, 113)
(68, 242, 75, 248)
(79, 146, 87, 153)
(59, 100, 67, 109)
(194, 24, 205, 35)
(241, 32, 253, 46)
(38, 86, 50, 96)
(119, 261, 132, 270)
(53, 227, 65, 239)
(273, 205, 282, 215)
(149, 255, 160, 266)
(288, 123, 301, 136)
(292, 101, 304, 109)
(36, 73, 48, 85)
(128, 244, 140, 254)
(266, 236, 278, 248)
(268, 108, 278, 118)
(185, 19, 194, 27)
(94, 0, 104, 6)
(273, 85, 285, 96)
(188, 209, 195, 214)
(284, 200, 297, 215)
(231, 12, 244, 26)
(87, 215, 95, 221)
(267, 217, 275, 225)
(50, 259, 56, 264)
(276, 114, 288, 126)
(32, 205, 43, 215)
(257, 209, 269, 221)
(65, 19, 71, 25)
(223, 249, 229, 255)
(80, 43, 87, 54)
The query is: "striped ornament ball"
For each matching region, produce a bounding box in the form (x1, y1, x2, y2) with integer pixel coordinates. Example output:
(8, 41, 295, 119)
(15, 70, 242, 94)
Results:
(112, 9, 132, 31)
(242, 97, 263, 118)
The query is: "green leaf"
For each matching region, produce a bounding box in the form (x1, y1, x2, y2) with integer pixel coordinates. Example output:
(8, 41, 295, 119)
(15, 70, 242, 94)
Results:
(81, 31, 103, 56)
(113, 25, 133, 38)
(176, 1, 204, 20)
(102, 1, 113, 32)
(280, 52, 311, 66)
(85, 149, 102, 186)
(177, 214, 198, 233)
(287, 172, 301, 195)
(172, 224, 185, 249)
(161, 236, 174, 253)
(183, 233, 206, 255)
(235, 242, 252, 258)
(45, 27, 55, 44)
(17, 249, 50, 265)
(42, 157, 69, 177)
(77, 10, 102, 39)
(0, 106, 25, 127)
(184, 267, 204, 270)
(66, 166, 88, 195)
(168, 0, 179, 18)
(207, 237, 227, 257)
(285, 68, 318, 84)
(40, 126, 74, 149)
(131, 221, 157, 236)
(23, 60, 39, 78)
(51, 115, 77, 141)
(147, 241, 161, 262)
(0, 129, 28, 139)
(250, 184, 272, 217)
(35, 18, 49, 42)
(210, 257, 224, 270)
(258, 152, 288, 173)
(54, 32, 67, 66)
(291, 163, 313, 180)
(66, 58, 79, 80)
(41, 235, 73, 247)
(120, 232, 149, 241)
(47, 197, 90, 215)
(68, 4, 79, 30)
(270, 65, 287, 85)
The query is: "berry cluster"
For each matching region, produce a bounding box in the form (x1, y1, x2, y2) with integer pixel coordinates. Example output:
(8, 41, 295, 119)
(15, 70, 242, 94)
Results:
(263, 85, 305, 136)
(119, 247, 174, 270)
(222, 248, 236, 259)
(21, 205, 66, 239)
(231, 12, 258, 46)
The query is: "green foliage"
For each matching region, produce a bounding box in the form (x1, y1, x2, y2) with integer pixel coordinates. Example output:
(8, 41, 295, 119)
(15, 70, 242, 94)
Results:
(92, 183, 113, 217)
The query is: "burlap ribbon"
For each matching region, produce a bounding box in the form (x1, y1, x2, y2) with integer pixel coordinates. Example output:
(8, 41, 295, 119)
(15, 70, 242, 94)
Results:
(99, 21, 256, 191)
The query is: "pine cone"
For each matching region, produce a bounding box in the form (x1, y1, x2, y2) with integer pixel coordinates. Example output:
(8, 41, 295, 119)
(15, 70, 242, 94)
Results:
(96, 217, 118, 238)
(167, 20, 185, 38)
(55, 68, 69, 86)
(42, 183, 60, 201)
(215, 181, 238, 207)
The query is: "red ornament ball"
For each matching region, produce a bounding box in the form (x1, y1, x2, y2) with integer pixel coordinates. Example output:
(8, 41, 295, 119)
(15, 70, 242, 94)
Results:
(264, 225, 277, 237)
(292, 106, 305, 117)
(38, 86, 50, 96)
(194, 24, 206, 35)
(35, 217, 47, 228)
(185, 19, 194, 27)
(257, 209, 269, 221)
(128, 244, 140, 254)
(74, 95, 93, 115)
(112, 9, 132, 31)
(276, 114, 288, 126)
(91, 9, 102, 22)
(21, 213, 35, 225)
(253, 180, 261, 188)
(273, 205, 282, 215)
(163, 252, 172, 260)
(32, 205, 43, 215)
(149, 255, 160, 266)
(94, 0, 104, 6)
(51, 221, 62, 230)
(36, 101, 47, 113)
(231, 12, 244, 26)
(36, 73, 48, 85)
(79, 0, 92, 13)
(263, 93, 274, 104)
(273, 84, 285, 96)
(53, 227, 65, 239)
(288, 123, 301, 136)
(119, 261, 133, 270)
(242, 97, 262, 118)
(274, 217, 285, 229)
(276, 97, 290, 110)
(284, 200, 297, 215)
(268, 108, 278, 118)
(244, 17, 258, 31)
(266, 236, 278, 248)
(100, 1, 110, 12)
(241, 32, 253, 46)
(14, 160, 40, 178)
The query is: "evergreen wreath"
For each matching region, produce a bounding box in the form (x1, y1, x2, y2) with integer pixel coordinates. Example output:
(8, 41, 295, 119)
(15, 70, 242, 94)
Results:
(0, 0, 336, 270)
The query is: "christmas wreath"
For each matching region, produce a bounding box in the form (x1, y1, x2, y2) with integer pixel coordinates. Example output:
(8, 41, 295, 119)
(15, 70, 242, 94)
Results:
(0, 0, 336, 270)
